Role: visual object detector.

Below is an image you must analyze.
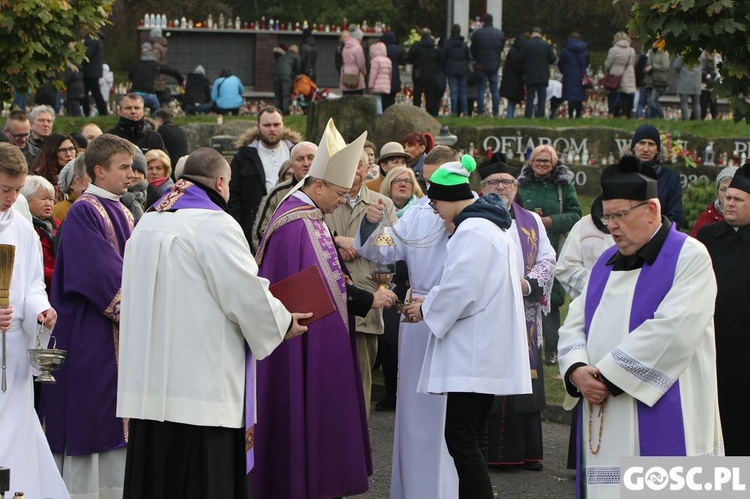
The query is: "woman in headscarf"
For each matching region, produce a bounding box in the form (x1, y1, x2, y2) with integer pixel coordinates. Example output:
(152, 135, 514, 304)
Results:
(53, 155, 90, 222)
(690, 166, 738, 236)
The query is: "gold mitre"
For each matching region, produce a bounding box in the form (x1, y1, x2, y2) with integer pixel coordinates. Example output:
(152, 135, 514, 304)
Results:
(308, 118, 368, 189)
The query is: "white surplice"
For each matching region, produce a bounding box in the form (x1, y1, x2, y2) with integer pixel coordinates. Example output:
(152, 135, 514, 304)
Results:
(558, 238, 724, 499)
(0, 208, 70, 499)
(555, 214, 615, 299)
(356, 196, 458, 499)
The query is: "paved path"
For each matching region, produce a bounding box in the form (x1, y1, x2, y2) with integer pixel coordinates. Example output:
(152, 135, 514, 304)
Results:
(353, 402, 577, 498)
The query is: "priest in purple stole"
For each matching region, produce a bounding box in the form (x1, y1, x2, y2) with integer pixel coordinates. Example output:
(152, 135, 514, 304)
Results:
(250, 119, 396, 499)
(478, 154, 556, 470)
(558, 155, 723, 499)
(40, 134, 138, 497)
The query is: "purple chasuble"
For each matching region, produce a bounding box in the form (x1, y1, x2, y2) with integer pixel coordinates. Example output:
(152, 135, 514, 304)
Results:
(248, 195, 372, 499)
(513, 202, 542, 373)
(151, 178, 224, 212)
(41, 192, 134, 455)
(575, 224, 688, 493)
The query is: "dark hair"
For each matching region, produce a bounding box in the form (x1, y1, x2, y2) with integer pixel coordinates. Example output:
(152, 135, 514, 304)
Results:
(5, 110, 28, 127)
(154, 108, 174, 123)
(482, 13, 493, 24)
(70, 132, 88, 150)
(569, 32, 581, 39)
(31, 132, 76, 182)
(182, 147, 229, 178)
(257, 106, 283, 123)
(219, 68, 232, 78)
(451, 24, 461, 37)
(403, 132, 435, 153)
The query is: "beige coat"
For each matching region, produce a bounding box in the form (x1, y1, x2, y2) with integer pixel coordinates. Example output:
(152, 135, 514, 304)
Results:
(325, 186, 397, 335)
(604, 39, 637, 93)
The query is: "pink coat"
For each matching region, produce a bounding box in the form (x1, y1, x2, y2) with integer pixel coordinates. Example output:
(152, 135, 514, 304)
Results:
(368, 42, 392, 95)
(340, 38, 367, 91)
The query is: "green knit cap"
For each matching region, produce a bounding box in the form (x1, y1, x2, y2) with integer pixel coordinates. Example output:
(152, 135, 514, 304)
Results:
(427, 155, 477, 201)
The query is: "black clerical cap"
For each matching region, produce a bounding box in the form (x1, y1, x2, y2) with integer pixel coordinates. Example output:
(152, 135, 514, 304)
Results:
(601, 155, 658, 201)
(728, 162, 750, 195)
(478, 152, 519, 180)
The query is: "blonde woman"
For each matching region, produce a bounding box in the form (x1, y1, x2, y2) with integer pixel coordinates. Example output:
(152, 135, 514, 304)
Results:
(145, 148, 173, 206)
(379, 166, 423, 218)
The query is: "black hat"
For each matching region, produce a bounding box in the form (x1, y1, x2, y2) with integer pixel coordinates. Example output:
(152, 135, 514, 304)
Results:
(728, 162, 750, 195)
(630, 124, 661, 153)
(478, 152, 519, 180)
(601, 155, 658, 201)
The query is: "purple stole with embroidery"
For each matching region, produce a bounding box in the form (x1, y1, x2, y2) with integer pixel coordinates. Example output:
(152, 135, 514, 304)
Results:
(576, 224, 687, 494)
(513, 202, 540, 374)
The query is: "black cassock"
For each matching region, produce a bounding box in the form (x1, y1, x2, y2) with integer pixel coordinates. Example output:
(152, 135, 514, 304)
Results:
(696, 220, 750, 456)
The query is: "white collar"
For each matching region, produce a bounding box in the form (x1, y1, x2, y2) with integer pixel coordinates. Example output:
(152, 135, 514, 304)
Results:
(85, 183, 122, 201)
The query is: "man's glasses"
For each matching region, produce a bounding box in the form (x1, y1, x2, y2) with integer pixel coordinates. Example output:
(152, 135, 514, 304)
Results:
(57, 146, 77, 154)
(391, 178, 414, 186)
(428, 200, 438, 210)
(5, 130, 29, 140)
(323, 181, 349, 200)
(600, 201, 649, 226)
(532, 158, 552, 165)
(481, 178, 516, 188)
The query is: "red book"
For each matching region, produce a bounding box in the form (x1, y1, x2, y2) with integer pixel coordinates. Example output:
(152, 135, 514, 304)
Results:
(269, 265, 336, 326)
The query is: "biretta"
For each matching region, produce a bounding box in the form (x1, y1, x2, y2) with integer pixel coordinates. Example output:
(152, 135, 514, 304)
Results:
(601, 155, 658, 201)
(728, 162, 750, 195)
(478, 152, 519, 180)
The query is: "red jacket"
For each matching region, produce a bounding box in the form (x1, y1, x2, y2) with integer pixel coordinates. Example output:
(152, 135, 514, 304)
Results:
(690, 202, 723, 237)
(33, 218, 60, 297)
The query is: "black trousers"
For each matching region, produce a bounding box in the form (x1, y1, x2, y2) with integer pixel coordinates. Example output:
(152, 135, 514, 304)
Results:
(543, 306, 561, 357)
(445, 392, 494, 499)
(378, 306, 400, 404)
(83, 76, 109, 116)
(382, 92, 397, 111)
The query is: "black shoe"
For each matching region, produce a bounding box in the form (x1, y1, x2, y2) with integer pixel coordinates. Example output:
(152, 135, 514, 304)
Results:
(545, 353, 558, 366)
(375, 399, 396, 411)
(523, 461, 544, 471)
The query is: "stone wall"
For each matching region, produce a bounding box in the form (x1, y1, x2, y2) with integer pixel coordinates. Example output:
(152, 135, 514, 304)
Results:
(182, 120, 749, 197)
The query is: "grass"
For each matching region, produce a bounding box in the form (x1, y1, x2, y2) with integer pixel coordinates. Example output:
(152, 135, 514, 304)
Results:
(52, 112, 743, 140)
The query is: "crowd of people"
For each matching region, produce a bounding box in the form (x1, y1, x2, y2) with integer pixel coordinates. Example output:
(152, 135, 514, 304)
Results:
(1, 84, 743, 499)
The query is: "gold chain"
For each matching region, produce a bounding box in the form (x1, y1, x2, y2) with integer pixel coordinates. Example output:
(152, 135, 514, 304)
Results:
(588, 400, 606, 455)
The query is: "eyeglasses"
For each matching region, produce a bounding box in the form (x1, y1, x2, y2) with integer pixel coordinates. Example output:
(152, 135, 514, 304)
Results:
(5, 130, 29, 140)
(428, 200, 438, 210)
(600, 201, 649, 226)
(323, 181, 350, 200)
(532, 158, 552, 165)
(57, 146, 77, 154)
(482, 178, 516, 188)
(391, 178, 413, 186)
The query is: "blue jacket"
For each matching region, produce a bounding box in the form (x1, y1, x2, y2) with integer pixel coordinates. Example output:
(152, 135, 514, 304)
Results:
(558, 38, 589, 102)
(470, 23, 505, 72)
(653, 163, 684, 228)
(211, 75, 244, 110)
